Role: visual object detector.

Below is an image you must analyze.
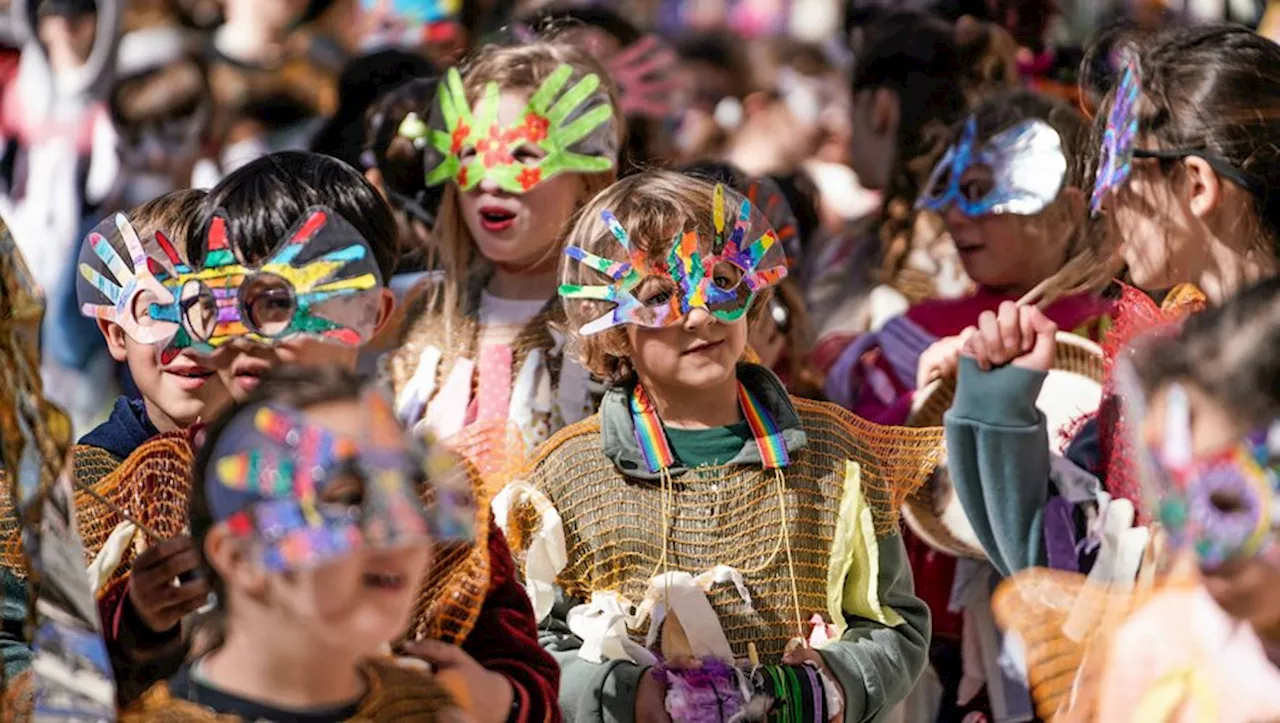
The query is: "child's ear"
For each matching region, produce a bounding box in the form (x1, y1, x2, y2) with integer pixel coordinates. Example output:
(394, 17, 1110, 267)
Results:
(97, 319, 130, 363)
(372, 288, 397, 335)
(871, 87, 900, 139)
(205, 525, 268, 598)
(1182, 156, 1223, 220)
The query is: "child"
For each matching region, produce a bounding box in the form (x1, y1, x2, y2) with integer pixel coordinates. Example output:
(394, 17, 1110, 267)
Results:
(1093, 276, 1280, 720)
(826, 89, 1114, 723)
(0, 189, 226, 685)
(124, 150, 557, 723)
(996, 277, 1280, 721)
(389, 41, 622, 461)
(945, 24, 1280, 579)
(808, 11, 1017, 341)
(109, 26, 220, 206)
(509, 171, 941, 722)
(123, 365, 467, 722)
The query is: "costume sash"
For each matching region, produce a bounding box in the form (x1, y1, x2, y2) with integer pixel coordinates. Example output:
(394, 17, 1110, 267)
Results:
(629, 382, 791, 473)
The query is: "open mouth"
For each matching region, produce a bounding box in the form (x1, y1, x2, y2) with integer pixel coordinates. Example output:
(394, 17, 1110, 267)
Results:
(478, 206, 517, 233)
(362, 571, 407, 591)
(682, 340, 724, 356)
(232, 367, 268, 392)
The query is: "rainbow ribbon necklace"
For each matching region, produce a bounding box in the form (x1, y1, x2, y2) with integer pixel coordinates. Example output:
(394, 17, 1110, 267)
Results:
(630, 382, 791, 473)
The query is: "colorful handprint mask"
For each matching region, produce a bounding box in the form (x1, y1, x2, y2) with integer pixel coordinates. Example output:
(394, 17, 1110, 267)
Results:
(153, 207, 385, 357)
(560, 184, 788, 335)
(206, 391, 472, 573)
(406, 64, 618, 195)
(917, 117, 1067, 217)
(1146, 384, 1280, 569)
(76, 213, 184, 345)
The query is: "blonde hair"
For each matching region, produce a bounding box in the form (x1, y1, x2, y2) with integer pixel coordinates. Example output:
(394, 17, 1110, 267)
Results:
(129, 188, 207, 265)
(561, 170, 772, 381)
(427, 42, 625, 329)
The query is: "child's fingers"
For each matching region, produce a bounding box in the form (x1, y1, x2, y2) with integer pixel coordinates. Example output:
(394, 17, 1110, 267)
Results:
(403, 639, 470, 668)
(137, 550, 203, 593)
(996, 302, 1021, 353)
(976, 311, 1005, 365)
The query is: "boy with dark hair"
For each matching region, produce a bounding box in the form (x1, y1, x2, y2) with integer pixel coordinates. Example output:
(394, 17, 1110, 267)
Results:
(108, 150, 559, 723)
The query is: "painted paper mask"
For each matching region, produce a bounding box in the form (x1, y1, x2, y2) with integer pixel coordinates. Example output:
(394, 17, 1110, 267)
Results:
(360, 0, 461, 50)
(410, 64, 618, 194)
(153, 207, 385, 357)
(560, 183, 788, 335)
(207, 393, 436, 572)
(1090, 50, 1141, 215)
(1148, 385, 1279, 569)
(917, 117, 1067, 217)
(76, 213, 184, 345)
(607, 35, 680, 119)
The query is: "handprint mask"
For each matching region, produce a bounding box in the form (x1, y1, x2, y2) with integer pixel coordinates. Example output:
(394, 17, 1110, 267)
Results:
(403, 64, 618, 195)
(560, 184, 788, 335)
(152, 207, 385, 357)
(207, 391, 444, 573)
(76, 213, 184, 345)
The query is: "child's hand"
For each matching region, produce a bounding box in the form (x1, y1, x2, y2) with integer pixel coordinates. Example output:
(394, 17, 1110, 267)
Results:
(403, 639, 514, 723)
(1202, 556, 1280, 639)
(782, 647, 844, 722)
(961, 301, 1058, 373)
(128, 536, 208, 634)
(916, 332, 971, 389)
(634, 670, 671, 723)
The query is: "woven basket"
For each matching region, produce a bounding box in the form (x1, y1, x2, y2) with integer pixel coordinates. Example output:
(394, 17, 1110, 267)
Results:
(903, 333, 1105, 559)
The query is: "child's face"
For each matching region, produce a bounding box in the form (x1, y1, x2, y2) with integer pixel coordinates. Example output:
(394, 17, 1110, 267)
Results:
(1109, 161, 1206, 291)
(457, 90, 587, 272)
(627, 304, 748, 394)
(1144, 382, 1280, 633)
(249, 399, 431, 655)
(207, 289, 394, 401)
(943, 181, 1073, 293)
(847, 88, 895, 191)
(101, 321, 229, 430)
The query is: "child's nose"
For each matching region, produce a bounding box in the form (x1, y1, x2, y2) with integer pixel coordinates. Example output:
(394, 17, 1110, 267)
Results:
(683, 307, 714, 330)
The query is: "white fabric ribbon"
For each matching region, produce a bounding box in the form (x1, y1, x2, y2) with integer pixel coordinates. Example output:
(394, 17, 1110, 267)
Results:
(567, 592, 658, 666)
(87, 520, 138, 595)
(419, 357, 476, 440)
(491, 482, 567, 622)
(396, 345, 442, 425)
(1064, 496, 1148, 642)
(635, 567, 751, 662)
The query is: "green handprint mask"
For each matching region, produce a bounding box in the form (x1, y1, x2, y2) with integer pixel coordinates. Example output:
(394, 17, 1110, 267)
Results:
(404, 64, 618, 195)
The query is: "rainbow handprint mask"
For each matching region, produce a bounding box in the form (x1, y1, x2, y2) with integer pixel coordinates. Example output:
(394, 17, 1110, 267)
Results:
(559, 183, 787, 335)
(76, 213, 185, 346)
(152, 206, 385, 357)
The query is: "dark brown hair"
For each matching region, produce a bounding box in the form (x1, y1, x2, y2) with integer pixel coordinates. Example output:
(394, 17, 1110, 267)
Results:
(852, 11, 1020, 298)
(365, 77, 442, 241)
(1086, 24, 1280, 258)
(1133, 275, 1280, 429)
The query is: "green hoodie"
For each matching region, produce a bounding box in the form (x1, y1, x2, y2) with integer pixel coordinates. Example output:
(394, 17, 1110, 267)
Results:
(536, 364, 931, 723)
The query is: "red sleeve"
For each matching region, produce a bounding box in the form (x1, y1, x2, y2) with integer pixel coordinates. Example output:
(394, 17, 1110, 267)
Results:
(460, 517, 561, 723)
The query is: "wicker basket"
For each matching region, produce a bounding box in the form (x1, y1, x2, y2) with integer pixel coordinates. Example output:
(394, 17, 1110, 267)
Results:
(903, 333, 1105, 559)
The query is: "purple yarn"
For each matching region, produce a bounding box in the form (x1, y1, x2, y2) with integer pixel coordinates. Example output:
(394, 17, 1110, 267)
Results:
(655, 658, 746, 723)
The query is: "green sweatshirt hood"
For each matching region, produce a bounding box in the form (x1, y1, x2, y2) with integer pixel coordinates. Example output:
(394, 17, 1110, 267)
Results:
(599, 363, 808, 480)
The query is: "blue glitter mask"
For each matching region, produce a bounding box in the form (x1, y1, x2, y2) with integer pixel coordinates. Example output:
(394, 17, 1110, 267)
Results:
(917, 117, 1067, 217)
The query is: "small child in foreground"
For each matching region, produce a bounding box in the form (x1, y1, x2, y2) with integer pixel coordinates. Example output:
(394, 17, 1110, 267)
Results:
(123, 365, 467, 722)
(505, 171, 941, 722)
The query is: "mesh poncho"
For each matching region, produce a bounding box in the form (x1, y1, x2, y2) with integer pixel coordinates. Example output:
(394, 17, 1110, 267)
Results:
(511, 398, 944, 661)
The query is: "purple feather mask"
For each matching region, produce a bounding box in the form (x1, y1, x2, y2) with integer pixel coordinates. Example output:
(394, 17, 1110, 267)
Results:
(1090, 50, 1142, 216)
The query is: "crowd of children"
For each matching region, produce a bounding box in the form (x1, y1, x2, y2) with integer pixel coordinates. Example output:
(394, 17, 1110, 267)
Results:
(1, 1, 1280, 722)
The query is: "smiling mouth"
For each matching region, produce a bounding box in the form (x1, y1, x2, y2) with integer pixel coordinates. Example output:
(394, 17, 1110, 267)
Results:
(682, 340, 724, 356)
(478, 207, 516, 232)
(363, 571, 407, 591)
